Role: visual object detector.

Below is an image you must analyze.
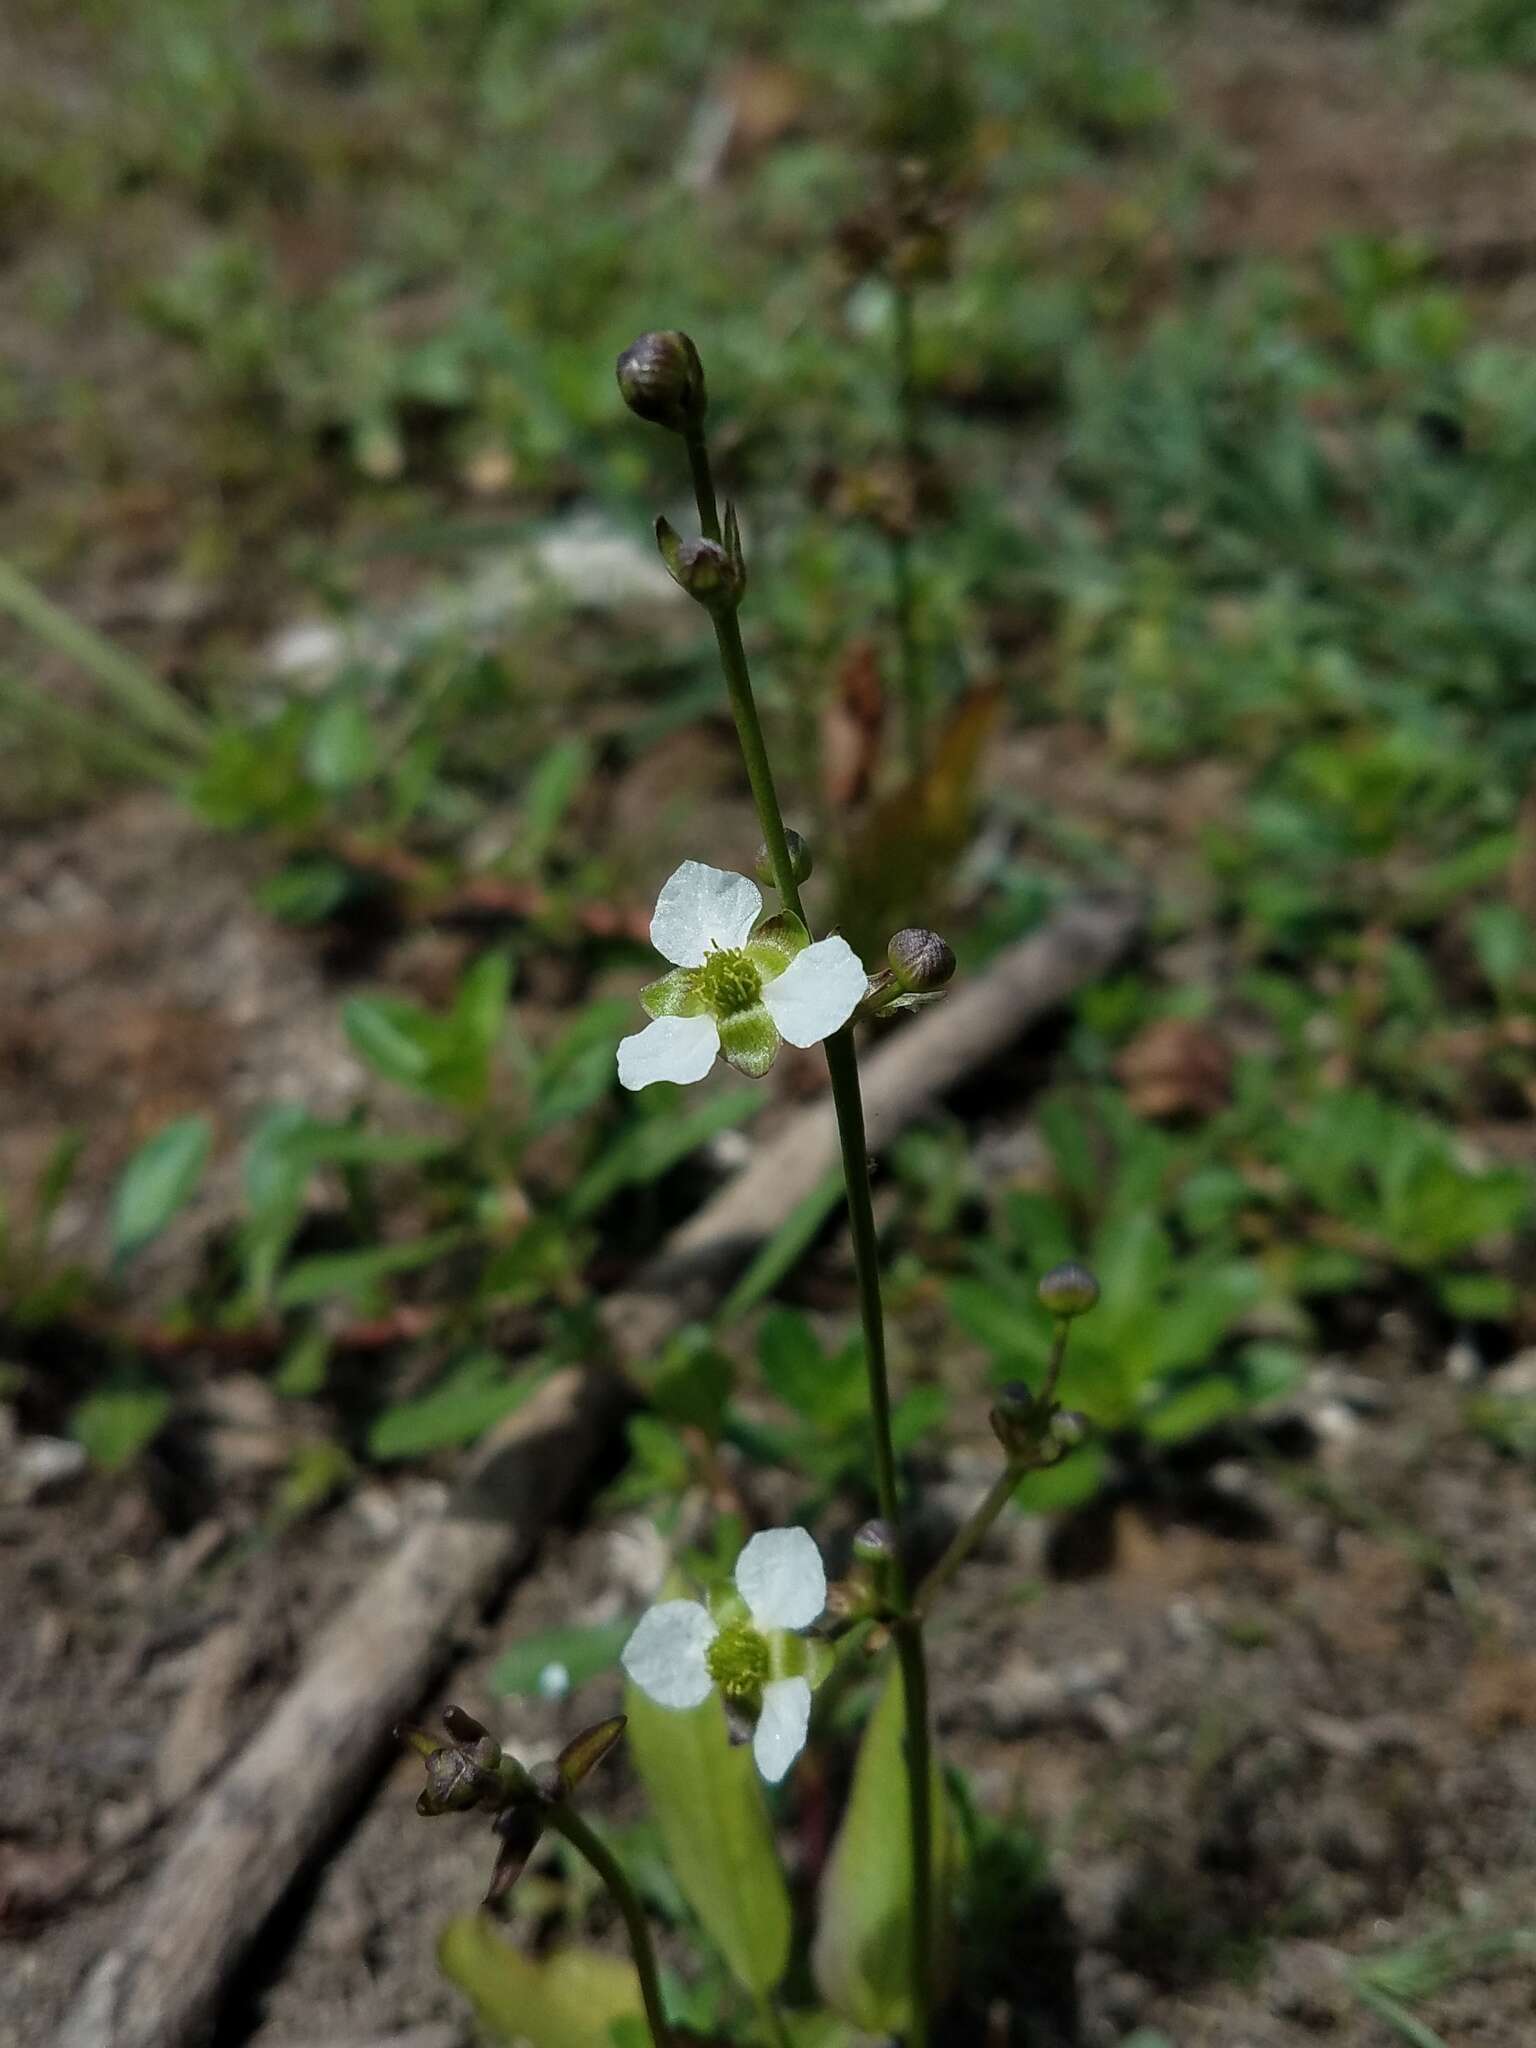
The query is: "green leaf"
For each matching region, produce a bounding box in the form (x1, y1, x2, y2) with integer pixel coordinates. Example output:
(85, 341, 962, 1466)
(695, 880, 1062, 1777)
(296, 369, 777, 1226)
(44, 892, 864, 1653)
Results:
(257, 856, 357, 924)
(438, 1918, 642, 2048)
(491, 1615, 634, 1698)
(520, 736, 592, 866)
(71, 1375, 171, 1469)
(110, 1116, 212, 1263)
(650, 1330, 734, 1435)
(532, 999, 632, 1129)
(1011, 1443, 1108, 1513)
(1435, 1270, 1516, 1320)
(624, 1682, 790, 1997)
(717, 1168, 844, 1324)
(812, 1666, 948, 2034)
(305, 693, 378, 792)
(568, 1088, 759, 1219)
(367, 1352, 540, 1461)
(758, 1310, 839, 1423)
(343, 995, 436, 1088)
(276, 1226, 467, 1309)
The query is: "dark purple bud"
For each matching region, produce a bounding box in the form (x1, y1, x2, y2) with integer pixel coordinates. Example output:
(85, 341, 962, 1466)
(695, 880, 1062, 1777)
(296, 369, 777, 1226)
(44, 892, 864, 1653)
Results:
(616, 330, 707, 432)
(887, 928, 956, 995)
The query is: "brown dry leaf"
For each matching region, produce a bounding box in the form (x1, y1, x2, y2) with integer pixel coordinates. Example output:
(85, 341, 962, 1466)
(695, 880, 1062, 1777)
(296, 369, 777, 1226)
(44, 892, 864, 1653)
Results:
(1116, 1016, 1233, 1122)
(821, 636, 887, 810)
(837, 683, 1002, 956)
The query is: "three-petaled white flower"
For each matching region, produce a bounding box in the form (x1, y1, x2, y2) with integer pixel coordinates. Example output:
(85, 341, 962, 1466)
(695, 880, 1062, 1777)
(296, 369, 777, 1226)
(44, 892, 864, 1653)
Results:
(617, 861, 868, 1090)
(621, 1526, 828, 1783)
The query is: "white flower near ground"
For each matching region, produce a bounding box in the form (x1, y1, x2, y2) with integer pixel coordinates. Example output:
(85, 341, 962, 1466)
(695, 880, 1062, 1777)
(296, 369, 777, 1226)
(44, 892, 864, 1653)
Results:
(620, 1526, 828, 1783)
(617, 861, 867, 1089)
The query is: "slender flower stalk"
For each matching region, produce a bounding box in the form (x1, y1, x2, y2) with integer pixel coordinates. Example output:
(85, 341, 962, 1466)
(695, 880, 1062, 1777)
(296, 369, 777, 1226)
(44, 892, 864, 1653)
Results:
(673, 384, 934, 2048)
(545, 1801, 674, 2048)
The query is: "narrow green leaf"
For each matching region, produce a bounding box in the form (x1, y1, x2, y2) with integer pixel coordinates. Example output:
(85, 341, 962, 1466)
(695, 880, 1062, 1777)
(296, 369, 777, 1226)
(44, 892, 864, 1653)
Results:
(110, 1116, 212, 1262)
(276, 1225, 467, 1309)
(367, 1351, 539, 1461)
(343, 995, 436, 1088)
(717, 1168, 844, 1324)
(568, 1088, 759, 1220)
(812, 1667, 948, 2034)
(624, 1682, 790, 1996)
(438, 1918, 641, 2048)
(521, 736, 592, 865)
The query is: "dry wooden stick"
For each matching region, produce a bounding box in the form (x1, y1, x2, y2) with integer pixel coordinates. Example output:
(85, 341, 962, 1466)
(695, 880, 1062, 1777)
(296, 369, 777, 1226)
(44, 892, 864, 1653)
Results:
(61, 889, 1140, 2048)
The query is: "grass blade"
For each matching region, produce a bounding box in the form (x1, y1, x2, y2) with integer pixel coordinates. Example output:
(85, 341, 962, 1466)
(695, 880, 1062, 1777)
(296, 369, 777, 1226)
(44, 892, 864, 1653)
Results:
(0, 557, 209, 753)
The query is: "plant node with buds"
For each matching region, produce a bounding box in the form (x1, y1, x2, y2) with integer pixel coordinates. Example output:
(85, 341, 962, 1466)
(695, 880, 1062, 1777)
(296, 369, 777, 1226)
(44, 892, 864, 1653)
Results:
(655, 506, 746, 614)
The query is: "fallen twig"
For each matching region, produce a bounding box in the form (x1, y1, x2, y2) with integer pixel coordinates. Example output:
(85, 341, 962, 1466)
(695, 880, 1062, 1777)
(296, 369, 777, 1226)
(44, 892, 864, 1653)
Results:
(61, 890, 1141, 2048)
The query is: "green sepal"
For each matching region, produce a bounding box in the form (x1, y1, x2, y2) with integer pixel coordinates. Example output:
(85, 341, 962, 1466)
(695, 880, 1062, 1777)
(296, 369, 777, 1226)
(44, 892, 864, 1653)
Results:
(640, 967, 705, 1019)
(556, 1713, 627, 1793)
(747, 911, 810, 978)
(717, 1003, 780, 1078)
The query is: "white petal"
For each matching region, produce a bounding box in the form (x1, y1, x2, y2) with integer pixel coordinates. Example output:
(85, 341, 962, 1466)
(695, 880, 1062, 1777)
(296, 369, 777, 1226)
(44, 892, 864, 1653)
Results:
(753, 1677, 811, 1784)
(617, 1013, 720, 1090)
(761, 935, 867, 1048)
(620, 1601, 717, 1709)
(650, 861, 762, 967)
(735, 1526, 827, 1631)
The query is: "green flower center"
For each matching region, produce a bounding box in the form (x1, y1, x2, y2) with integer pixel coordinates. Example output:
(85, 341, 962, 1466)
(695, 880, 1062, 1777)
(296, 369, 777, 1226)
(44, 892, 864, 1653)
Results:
(694, 947, 763, 1018)
(705, 1620, 770, 1701)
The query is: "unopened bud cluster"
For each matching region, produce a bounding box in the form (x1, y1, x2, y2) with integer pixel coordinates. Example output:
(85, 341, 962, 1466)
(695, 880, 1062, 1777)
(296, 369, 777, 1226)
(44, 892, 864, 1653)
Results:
(397, 1704, 624, 1906)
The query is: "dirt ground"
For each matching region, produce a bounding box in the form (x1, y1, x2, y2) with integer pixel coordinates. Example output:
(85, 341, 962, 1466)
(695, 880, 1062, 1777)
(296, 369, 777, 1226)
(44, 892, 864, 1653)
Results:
(5, 6, 1536, 2046)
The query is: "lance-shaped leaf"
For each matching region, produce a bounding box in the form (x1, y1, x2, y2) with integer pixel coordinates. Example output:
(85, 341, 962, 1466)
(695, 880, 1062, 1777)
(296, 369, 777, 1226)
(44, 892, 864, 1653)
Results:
(624, 1681, 790, 1997)
(811, 1666, 951, 2034)
(439, 1916, 642, 2047)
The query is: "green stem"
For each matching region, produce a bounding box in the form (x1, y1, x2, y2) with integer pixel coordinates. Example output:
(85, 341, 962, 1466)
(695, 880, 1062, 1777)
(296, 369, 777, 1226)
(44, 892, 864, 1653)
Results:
(680, 416, 932, 2048)
(545, 1803, 673, 2048)
(914, 1460, 1023, 1622)
(913, 1322, 1072, 1621)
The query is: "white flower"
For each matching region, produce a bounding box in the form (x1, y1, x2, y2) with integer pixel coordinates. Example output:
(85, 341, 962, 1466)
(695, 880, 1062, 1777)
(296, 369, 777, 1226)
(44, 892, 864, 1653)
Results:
(620, 1526, 828, 1783)
(617, 861, 868, 1090)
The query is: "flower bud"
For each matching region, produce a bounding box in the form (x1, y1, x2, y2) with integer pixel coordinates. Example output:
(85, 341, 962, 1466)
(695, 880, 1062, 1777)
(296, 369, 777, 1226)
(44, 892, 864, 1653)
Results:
(852, 1517, 896, 1564)
(655, 512, 746, 614)
(989, 1380, 1039, 1461)
(755, 829, 813, 890)
(1037, 1261, 1100, 1319)
(887, 928, 956, 995)
(615, 330, 706, 432)
(1048, 1408, 1089, 1453)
